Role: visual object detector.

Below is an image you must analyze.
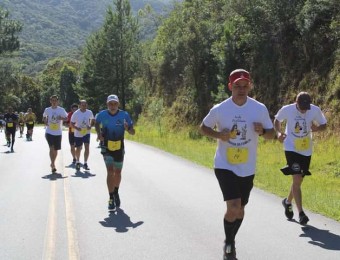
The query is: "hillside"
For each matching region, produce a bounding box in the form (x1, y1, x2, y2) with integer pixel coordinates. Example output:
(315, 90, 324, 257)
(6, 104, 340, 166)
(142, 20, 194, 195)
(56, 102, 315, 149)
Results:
(1, 0, 174, 74)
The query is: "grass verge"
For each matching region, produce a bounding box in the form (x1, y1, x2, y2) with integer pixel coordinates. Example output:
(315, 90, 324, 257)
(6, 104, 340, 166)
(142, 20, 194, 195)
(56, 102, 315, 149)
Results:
(127, 125, 340, 221)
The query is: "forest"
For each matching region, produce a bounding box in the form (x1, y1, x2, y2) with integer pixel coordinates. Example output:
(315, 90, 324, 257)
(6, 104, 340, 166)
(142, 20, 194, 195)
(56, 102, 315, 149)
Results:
(0, 0, 339, 132)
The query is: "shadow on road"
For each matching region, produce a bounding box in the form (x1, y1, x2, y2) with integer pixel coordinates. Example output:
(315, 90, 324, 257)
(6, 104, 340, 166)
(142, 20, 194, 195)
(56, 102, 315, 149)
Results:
(41, 172, 68, 181)
(300, 225, 340, 250)
(99, 208, 144, 233)
(71, 171, 96, 178)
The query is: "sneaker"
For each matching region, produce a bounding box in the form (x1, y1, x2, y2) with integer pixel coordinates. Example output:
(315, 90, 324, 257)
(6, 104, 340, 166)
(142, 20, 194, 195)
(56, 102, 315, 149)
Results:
(76, 163, 81, 170)
(115, 193, 121, 207)
(10, 148, 14, 153)
(223, 242, 237, 260)
(282, 198, 294, 220)
(299, 211, 309, 225)
(108, 199, 116, 211)
(83, 163, 90, 170)
(72, 158, 76, 164)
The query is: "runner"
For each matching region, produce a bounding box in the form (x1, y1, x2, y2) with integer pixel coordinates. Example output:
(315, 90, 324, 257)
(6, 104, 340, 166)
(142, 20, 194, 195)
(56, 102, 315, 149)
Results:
(95, 94, 135, 211)
(18, 112, 25, 138)
(4, 106, 18, 152)
(70, 100, 94, 171)
(199, 69, 275, 260)
(66, 103, 79, 164)
(24, 108, 37, 141)
(43, 95, 68, 173)
(274, 91, 327, 225)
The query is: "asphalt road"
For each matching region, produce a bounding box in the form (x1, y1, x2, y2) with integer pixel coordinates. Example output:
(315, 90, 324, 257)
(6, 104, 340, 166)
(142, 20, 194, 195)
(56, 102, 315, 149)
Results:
(0, 127, 339, 260)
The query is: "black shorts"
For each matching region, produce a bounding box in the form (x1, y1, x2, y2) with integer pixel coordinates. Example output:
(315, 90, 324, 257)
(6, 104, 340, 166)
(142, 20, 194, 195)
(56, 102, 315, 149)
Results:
(26, 122, 34, 130)
(285, 151, 311, 176)
(101, 147, 124, 163)
(45, 133, 62, 150)
(214, 169, 254, 205)
(68, 132, 75, 146)
(5, 128, 16, 135)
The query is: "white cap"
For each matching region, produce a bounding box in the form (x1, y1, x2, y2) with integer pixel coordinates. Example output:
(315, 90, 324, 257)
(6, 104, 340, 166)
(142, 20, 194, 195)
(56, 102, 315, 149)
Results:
(107, 94, 119, 103)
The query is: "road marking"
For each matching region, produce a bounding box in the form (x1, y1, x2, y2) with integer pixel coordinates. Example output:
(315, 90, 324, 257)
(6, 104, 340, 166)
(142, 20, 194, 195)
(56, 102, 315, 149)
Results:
(43, 180, 57, 260)
(64, 174, 80, 259)
(60, 144, 80, 260)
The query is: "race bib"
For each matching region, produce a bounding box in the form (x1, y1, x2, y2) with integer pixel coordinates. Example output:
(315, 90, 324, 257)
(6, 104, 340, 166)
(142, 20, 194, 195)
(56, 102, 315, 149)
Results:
(80, 128, 87, 136)
(50, 123, 60, 131)
(226, 147, 249, 164)
(7, 122, 13, 127)
(28, 121, 34, 125)
(295, 137, 310, 151)
(107, 140, 121, 151)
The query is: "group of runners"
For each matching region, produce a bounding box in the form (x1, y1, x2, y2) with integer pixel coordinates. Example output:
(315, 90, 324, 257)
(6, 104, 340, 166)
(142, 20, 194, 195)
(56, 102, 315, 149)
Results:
(1, 70, 328, 259)
(0, 107, 37, 152)
(200, 69, 327, 260)
(42, 94, 135, 213)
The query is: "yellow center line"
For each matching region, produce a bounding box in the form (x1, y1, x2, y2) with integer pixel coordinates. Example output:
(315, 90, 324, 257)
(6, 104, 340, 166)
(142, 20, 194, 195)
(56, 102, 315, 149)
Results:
(59, 140, 80, 260)
(43, 180, 56, 260)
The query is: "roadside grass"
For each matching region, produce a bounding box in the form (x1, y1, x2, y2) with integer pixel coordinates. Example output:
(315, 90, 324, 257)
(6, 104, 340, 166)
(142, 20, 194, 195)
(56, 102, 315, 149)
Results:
(127, 125, 340, 221)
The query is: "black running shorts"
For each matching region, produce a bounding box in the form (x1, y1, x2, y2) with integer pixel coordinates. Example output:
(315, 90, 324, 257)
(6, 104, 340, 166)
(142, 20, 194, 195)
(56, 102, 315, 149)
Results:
(214, 169, 254, 205)
(45, 133, 62, 150)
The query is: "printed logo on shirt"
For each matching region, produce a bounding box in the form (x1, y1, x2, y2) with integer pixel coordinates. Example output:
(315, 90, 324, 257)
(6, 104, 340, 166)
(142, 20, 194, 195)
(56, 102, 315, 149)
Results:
(228, 115, 251, 146)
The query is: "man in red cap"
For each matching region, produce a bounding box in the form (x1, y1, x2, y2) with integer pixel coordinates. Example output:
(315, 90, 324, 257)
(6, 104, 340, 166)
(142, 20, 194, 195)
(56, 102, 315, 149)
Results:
(274, 91, 327, 225)
(200, 69, 275, 260)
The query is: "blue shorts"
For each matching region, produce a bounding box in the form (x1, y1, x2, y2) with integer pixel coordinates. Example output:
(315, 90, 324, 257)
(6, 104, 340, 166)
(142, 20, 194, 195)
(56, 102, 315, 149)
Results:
(214, 169, 254, 205)
(74, 134, 90, 147)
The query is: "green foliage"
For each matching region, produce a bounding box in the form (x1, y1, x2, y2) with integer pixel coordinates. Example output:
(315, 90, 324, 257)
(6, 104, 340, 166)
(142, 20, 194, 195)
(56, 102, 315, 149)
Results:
(0, 7, 22, 54)
(1, 0, 173, 74)
(80, 0, 139, 113)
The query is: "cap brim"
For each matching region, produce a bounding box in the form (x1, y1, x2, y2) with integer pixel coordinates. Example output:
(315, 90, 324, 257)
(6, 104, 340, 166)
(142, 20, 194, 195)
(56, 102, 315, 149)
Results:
(233, 78, 251, 84)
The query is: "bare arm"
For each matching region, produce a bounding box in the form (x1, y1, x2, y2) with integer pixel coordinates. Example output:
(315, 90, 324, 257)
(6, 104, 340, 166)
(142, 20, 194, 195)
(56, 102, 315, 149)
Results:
(199, 123, 230, 141)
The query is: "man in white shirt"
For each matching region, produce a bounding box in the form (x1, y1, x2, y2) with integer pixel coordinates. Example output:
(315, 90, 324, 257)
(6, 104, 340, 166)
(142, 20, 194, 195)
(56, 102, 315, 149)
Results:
(71, 100, 95, 171)
(43, 95, 68, 173)
(274, 91, 327, 225)
(200, 69, 275, 260)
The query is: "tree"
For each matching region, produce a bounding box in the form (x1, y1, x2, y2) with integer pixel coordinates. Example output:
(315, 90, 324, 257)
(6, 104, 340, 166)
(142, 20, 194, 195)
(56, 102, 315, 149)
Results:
(81, 0, 139, 111)
(0, 7, 22, 54)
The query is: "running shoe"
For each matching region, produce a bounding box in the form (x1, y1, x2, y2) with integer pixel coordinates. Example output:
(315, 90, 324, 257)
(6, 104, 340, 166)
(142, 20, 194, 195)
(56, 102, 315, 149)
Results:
(76, 163, 81, 171)
(115, 193, 121, 207)
(282, 198, 294, 220)
(10, 148, 14, 153)
(223, 242, 237, 260)
(299, 211, 309, 225)
(83, 163, 90, 170)
(108, 199, 116, 211)
(72, 158, 76, 164)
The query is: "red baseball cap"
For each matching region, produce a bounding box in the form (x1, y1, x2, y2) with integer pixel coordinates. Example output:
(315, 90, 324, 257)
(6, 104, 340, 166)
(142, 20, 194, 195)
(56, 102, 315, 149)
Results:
(229, 69, 251, 84)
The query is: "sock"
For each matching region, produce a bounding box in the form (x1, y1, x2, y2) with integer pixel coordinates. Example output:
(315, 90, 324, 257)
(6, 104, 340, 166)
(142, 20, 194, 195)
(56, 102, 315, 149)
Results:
(233, 218, 243, 237)
(114, 187, 119, 194)
(109, 192, 114, 200)
(224, 219, 236, 244)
